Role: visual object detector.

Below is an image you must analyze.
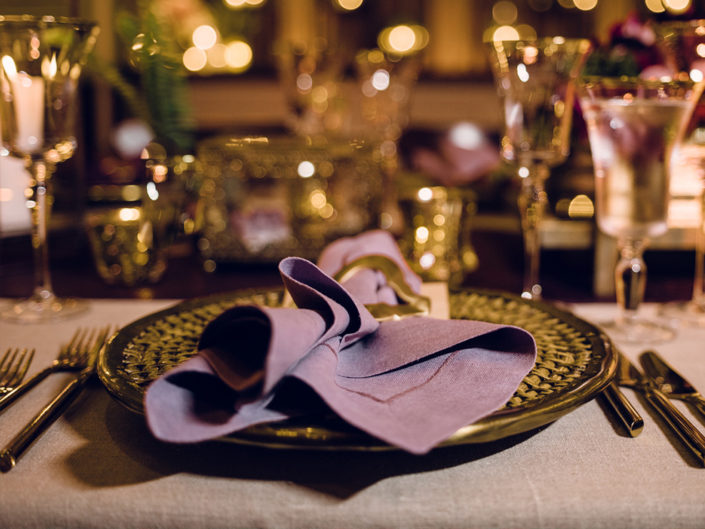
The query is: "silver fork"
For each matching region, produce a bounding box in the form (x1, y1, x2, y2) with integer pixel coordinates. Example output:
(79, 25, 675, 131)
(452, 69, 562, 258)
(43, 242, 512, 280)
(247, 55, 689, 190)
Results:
(0, 348, 35, 395)
(0, 329, 98, 413)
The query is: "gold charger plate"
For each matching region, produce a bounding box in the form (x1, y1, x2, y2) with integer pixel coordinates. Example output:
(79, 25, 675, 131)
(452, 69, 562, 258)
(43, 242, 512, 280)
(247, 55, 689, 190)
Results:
(98, 288, 616, 451)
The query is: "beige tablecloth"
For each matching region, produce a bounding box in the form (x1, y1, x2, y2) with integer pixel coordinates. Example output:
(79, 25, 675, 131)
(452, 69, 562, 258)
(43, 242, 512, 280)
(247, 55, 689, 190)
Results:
(0, 298, 703, 529)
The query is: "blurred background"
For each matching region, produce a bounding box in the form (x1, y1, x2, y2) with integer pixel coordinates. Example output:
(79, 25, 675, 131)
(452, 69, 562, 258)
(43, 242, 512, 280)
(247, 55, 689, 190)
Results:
(1, 0, 704, 301)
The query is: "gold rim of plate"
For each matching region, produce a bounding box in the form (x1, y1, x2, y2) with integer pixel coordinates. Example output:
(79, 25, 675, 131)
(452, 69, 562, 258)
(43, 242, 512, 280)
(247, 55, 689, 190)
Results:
(98, 288, 616, 451)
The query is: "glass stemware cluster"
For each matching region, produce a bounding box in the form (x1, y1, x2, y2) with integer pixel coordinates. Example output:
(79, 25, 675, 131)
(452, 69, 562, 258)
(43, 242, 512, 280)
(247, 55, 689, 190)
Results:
(487, 37, 591, 300)
(0, 15, 98, 322)
(578, 76, 703, 343)
(654, 19, 705, 327)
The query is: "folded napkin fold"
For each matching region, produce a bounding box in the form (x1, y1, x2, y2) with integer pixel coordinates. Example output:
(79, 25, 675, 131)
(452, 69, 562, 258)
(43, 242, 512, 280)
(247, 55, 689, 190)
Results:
(145, 231, 536, 454)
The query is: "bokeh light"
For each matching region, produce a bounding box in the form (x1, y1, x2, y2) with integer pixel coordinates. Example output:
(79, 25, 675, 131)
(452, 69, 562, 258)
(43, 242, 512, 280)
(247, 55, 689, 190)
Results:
(183, 47, 207, 71)
(492, 1, 518, 25)
(225, 40, 253, 72)
(573, 0, 598, 10)
(378, 24, 428, 55)
(663, 0, 691, 13)
(645, 0, 666, 13)
(297, 161, 315, 178)
(192, 25, 217, 50)
(335, 0, 364, 10)
(388, 25, 416, 53)
(492, 25, 521, 42)
(224, 0, 266, 7)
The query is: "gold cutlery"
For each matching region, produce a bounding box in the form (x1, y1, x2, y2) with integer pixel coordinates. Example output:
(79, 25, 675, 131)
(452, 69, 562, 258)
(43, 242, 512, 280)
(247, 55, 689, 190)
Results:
(616, 351, 705, 466)
(640, 350, 705, 422)
(0, 329, 97, 413)
(0, 348, 35, 395)
(600, 381, 644, 437)
(0, 327, 112, 473)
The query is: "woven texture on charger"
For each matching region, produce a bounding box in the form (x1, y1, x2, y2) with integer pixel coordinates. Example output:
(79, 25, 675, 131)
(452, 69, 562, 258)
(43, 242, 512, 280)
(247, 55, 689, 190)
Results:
(118, 289, 602, 411)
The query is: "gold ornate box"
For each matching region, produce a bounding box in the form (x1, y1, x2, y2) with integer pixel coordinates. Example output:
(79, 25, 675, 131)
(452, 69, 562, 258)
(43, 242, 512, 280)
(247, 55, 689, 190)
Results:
(196, 135, 382, 268)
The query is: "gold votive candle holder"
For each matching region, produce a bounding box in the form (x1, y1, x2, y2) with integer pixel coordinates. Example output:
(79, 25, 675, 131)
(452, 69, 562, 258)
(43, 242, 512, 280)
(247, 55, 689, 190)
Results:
(398, 183, 477, 285)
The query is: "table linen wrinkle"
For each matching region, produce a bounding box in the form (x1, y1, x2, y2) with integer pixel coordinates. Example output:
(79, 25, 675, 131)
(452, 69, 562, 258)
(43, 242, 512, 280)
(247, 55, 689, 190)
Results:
(0, 299, 704, 527)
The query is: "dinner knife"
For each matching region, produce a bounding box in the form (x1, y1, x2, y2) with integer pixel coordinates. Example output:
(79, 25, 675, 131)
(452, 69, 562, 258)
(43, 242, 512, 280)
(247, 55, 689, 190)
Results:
(616, 351, 705, 466)
(640, 351, 705, 421)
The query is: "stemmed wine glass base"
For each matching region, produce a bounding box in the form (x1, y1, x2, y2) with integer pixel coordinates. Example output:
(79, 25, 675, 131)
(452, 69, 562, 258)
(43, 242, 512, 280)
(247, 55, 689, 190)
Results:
(600, 317, 676, 345)
(658, 300, 705, 328)
(1, 295, 87, 323)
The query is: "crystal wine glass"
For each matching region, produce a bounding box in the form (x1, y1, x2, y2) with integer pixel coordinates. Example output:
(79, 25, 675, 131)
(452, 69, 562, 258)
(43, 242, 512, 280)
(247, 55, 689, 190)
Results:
(487, 37, 591, 300)
(0, 16, 99, 322)
(654, 19, 705, 326)
(578, 76, 703, 344)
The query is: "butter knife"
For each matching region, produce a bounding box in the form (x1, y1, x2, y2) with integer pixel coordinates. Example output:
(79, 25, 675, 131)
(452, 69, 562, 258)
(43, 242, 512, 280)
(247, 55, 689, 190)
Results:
(640, 350, 705, 422)
(616, 351, 705, 465)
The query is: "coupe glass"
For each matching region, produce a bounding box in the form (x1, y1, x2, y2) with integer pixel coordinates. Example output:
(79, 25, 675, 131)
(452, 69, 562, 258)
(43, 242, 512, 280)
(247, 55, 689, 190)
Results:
(0, 16, 99, 322)
(487, 37, 591, 300)
(654, 19, 705, 326)
(579, 77, 703, 343)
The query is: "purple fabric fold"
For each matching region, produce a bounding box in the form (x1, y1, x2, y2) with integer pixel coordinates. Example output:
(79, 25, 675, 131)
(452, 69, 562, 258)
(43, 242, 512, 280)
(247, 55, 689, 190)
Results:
(145, 246, 537, 454)
(317, 229, 423, 305)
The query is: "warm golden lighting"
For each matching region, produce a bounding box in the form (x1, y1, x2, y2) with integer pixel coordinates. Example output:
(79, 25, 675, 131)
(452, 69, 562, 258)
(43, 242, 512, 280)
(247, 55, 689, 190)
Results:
(152, 164, 168, 183)
(567, 194, 594, 218)
(419, 252, 436, 269)
(224, 40, 253, 71)
(335, 0, 364, 10)
(378, 24, 428, 55)
(415, 226, 430, 244)
(573, 0, 597, 9)
(310, 190, 327, 209)
(224, 0, 265, 7)
(492, 1, 518, 25)
(691, 68, 704, 82)
(192, 25, 217, 50)
(697, 43, 705, 58)
(417, 187, 433, 202)
(207, 44, 228, 68)
(119, 208, 141, 222)
(371, 69, 391, 91)
(516, 24, 537, 40)
(492, 25, 520, 42)
(663, 0, 691, 13)
(388, 25, 416, 53)
(183, 47, 207, 71)
(645, 0, 666, 13)
(297, 161, 315, 178)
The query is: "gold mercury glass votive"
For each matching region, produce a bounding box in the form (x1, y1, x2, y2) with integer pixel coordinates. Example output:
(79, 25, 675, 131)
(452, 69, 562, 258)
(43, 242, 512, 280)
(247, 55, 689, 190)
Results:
(397, 180, 477, 285)
(84, 154, 193, 286)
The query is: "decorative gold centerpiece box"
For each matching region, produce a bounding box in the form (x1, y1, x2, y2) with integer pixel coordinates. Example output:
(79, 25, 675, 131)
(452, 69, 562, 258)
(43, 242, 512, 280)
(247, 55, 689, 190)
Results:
(196, 135, 382, 268)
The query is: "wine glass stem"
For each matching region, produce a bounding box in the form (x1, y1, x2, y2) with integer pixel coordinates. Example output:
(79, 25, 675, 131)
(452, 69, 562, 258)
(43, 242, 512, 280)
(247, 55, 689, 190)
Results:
(26, 159, 56, 304)
(615, 238, 647, 325)
(692, 188, 705, 308)
(517, 163, 548, 299)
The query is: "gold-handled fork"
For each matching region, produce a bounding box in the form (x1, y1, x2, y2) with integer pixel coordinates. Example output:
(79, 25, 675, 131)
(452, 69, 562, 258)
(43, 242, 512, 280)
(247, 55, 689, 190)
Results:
(0, 329, 97, 413)
(0, 326, 112, 472)
(0, 348, 35, 395)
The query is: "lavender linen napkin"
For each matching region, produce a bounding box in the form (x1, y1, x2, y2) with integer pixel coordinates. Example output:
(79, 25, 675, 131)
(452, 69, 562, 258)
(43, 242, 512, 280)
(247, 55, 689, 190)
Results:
(145, 256, 536, 454)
